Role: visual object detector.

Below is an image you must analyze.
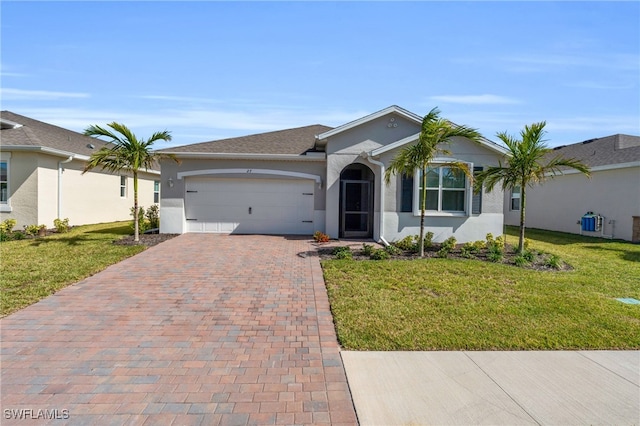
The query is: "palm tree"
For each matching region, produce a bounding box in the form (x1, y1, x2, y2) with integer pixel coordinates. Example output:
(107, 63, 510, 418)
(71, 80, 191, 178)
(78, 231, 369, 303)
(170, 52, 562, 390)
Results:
(83, 122, 177, 242)
(475, 121, 590, 253)
(385, 107, 483, 257)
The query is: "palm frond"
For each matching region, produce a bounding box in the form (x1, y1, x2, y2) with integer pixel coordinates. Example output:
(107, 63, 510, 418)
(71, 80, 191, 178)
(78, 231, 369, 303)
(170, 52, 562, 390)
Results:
(543, 156, 592, 179)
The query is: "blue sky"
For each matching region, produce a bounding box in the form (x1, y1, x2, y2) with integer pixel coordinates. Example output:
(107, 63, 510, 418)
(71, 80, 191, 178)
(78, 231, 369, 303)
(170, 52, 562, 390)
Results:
(1, 1, 638, 148)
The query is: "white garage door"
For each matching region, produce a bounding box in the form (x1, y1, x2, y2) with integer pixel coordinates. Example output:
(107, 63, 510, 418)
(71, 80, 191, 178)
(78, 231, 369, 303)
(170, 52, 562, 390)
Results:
(185, 177, 315, 234)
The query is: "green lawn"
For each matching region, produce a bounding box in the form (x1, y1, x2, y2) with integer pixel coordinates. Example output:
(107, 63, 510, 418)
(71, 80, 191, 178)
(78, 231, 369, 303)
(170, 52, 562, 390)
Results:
(1, 222, 146, 317)
(322, 227, 640, 350)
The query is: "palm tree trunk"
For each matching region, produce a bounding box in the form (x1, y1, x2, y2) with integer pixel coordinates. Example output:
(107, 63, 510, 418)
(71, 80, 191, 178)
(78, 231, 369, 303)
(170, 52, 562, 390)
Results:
(518, 185, 526, 253)
(133, 171, 139, 242)
(419, 167, 427, 257)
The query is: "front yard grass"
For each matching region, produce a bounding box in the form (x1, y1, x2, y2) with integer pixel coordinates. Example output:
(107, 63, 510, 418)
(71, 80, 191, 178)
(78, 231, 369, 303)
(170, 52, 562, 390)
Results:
(322, 227, 640, 350)
(1, 222, 146, 317)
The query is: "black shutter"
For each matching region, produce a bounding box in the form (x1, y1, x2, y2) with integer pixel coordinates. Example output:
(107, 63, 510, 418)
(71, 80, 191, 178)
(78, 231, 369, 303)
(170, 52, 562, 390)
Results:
(400, 173, 413, 212)
(472, 167, 483, 215)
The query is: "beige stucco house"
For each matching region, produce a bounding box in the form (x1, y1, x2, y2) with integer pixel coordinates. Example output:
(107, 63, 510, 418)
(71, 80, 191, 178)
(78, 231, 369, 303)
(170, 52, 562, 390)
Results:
(504, 134, 640, 242)
(159, 105, 509, 243)
(0, 111, 160, 229)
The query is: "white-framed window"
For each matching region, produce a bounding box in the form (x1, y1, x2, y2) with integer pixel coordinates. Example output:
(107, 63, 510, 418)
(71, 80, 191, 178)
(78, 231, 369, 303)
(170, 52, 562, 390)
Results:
(0, 152, 10, 212)
(153, 180, 160, 203)
(120, 176, 127, 198)
(511, 186, 521, 211)
(413, 165, 468, 215)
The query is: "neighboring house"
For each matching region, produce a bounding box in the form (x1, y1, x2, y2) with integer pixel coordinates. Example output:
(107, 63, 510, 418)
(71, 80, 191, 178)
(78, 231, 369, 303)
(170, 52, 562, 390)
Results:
(0, 111, 160, 229)
(159, 105, 508, 243)
(504, 134, 640, 242)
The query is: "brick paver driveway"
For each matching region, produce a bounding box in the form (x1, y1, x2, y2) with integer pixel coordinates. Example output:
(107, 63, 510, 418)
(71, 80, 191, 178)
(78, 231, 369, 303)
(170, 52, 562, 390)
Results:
(1, 234, 358, 425)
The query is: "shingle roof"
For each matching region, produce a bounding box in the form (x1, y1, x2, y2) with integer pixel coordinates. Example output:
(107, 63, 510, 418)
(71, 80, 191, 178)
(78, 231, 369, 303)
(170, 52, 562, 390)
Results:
(0, 111, 112, 157)
(161, 124, 333, 155)
(548, 134, 640, 168)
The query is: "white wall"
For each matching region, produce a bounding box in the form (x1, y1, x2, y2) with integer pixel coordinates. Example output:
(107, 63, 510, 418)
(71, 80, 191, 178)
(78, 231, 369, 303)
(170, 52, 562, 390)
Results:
(57, 159, 159, 227)
(384, 213, 504, 243)
(0, 151, 160, 229)
(504, 165, 640, 241)
(0, 151, 39, 227)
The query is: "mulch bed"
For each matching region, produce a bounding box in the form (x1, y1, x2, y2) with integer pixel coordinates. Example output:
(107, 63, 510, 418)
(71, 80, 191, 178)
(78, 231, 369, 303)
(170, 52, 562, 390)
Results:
(318, 243, 573, 271)
(114, 233, 180, 247)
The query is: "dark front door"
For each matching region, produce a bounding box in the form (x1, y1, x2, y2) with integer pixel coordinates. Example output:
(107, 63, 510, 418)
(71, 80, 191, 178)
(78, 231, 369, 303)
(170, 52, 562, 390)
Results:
(341, 180, 372, 238)
(339, 163, 374, 238)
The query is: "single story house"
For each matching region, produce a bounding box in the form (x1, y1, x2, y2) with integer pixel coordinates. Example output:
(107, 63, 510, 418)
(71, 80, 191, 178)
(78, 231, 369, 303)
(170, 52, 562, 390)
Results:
(159, 105, 509, 243)
(0, 111, 161, 229)
(504, 134, 640, 242)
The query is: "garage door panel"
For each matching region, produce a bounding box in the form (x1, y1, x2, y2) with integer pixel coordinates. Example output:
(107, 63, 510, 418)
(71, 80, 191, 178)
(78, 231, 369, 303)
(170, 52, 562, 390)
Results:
(185, 177, 314, 234)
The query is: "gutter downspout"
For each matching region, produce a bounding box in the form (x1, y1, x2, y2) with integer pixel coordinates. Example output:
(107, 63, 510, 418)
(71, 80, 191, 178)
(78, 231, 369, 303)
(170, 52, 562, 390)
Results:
(58, 156, 73, 219)
(362, 152, 389, 246)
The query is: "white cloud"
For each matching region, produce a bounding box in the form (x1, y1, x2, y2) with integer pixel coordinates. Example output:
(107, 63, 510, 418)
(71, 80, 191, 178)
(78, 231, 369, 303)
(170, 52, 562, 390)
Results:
(1, 88, 90, 100)
(429, 94, 521, 105)
(0, 72, 28, 77)
(565, 81, 636, 90)
(501, 53, 640, 73)
(138, 95, 225, 104)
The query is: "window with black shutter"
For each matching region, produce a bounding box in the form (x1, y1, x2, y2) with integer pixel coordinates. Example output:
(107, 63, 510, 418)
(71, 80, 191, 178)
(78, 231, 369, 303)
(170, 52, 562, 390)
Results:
(400, 173, 413, 212)
(472, 166, 483, 215)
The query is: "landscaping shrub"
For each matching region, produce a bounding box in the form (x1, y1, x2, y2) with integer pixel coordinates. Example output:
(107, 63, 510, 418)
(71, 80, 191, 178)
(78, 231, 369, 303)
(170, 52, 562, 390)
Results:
(384, 244, 401, 255)
(332, 246, 351, 256)
(523, 250, 535, 262)
(53, 218, 70, 233)
(514, 255, 529, 267)
(145, 205, 160, 229)
(545, 254, 562, 270)
(486, 233, 505, 250)
(486, 233, 506, 261)
(362, 243, 375, 256)
(393, 236, 415, 251)
(0, 219, 17, 234)
(472, 240, 486, 251)
(488, 251, 504, 263)
(370, 248, 390, 260)
(392, 232, 434, 253)
(130, 207, 150, 234)
(313, 231, 330, 243)
(436, 236, 457, 258)
(460, 242, 478, 258)
(334, 250, 353, 260)
(423, 232, 434, 248)
(24, 224, 45, 237)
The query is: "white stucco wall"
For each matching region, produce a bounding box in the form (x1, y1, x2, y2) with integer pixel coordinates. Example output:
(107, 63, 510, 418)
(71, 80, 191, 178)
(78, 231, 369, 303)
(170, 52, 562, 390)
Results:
(57, 160, 159, 227)
(0, 151, 160, 229)
(0, 151, 39, 227)
(504, 165, 640, 241)
(384, 213, 504, 243)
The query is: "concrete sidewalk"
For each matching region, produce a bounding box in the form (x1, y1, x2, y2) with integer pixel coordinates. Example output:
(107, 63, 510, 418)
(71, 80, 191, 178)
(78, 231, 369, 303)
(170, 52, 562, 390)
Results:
(342, 350, 639, 425)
